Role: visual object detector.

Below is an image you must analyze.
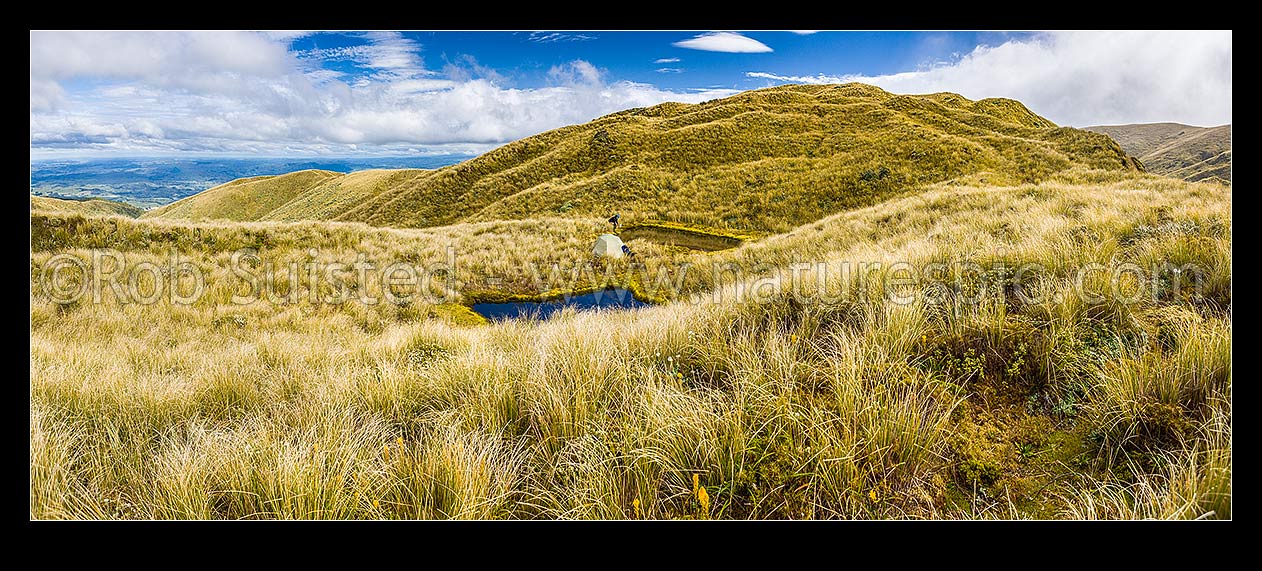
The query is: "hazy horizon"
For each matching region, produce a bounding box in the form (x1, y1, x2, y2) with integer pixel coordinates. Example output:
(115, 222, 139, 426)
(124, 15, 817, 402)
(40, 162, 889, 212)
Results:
(29, 155, 473, 208)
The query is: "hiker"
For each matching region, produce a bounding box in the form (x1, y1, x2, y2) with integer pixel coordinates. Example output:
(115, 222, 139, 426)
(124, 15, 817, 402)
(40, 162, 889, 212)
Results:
(608, 213, 621, 231)
(621, 243, 636, 260)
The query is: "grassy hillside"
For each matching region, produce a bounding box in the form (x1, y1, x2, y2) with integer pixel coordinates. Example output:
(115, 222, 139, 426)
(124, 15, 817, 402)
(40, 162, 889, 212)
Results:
(144, 84, 1141, 233)
(1085, 123, 1231, 183)
(30, 195, 142, 218)
(144, 169, 342, 221)
(32, 170, 1230, 519)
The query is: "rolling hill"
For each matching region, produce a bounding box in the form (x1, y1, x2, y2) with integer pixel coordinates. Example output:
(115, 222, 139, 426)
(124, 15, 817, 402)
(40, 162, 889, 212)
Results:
(30, 195, 142, 218)
(1084, 123, 1230, 183)
(143, 169, 342, 220)
(144, 83, 1142, 233)
(30, 156, 470, 210)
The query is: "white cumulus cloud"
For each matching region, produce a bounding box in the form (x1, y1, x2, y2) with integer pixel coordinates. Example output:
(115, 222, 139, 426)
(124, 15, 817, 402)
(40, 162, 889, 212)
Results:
(29, 31, 740, 156)
(745, 71, 844, 84)
(673, 32, 773, 53)
(29, 78, 64, 112)
(262, 31, 316, 43)
(30, 30, 293, 81)
(747, 31, 1232, 126)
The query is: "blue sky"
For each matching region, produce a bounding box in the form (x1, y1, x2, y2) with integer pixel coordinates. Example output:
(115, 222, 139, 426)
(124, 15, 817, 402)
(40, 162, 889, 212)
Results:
(30, 30, 1232, 157)
(286, 31, 1022, 90)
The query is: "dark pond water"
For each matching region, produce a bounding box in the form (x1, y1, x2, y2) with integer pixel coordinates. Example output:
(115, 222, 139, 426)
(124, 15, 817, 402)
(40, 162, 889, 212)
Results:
(470, 288, 651, 321)
(620, 225, 742, 251)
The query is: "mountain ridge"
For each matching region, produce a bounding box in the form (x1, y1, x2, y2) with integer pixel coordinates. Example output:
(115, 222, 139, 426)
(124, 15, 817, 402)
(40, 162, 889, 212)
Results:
(143, 83, 1142, 233)
(1084, 122, 1230, 183)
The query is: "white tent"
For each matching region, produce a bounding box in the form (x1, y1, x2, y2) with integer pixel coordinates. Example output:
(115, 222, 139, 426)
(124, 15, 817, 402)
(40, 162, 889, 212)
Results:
(592, 233, 625, 258)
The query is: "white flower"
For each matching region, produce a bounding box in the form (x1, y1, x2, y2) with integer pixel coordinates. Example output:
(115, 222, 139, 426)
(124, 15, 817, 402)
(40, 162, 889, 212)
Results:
(667, 356, 673, 362)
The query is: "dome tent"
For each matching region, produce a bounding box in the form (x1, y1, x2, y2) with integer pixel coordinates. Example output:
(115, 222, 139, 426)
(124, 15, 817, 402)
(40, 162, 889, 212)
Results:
(592, 234, 625, 258)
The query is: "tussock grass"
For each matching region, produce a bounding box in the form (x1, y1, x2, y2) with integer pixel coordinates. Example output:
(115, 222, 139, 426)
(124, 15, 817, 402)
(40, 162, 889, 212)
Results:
(30, 172, 1230, 519)
(1060, 407, 1230, 519)
(1088, 316, 1231, 461)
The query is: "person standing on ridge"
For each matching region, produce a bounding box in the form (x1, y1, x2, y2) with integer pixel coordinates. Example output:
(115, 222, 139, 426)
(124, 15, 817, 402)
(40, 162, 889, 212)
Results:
(608, 213, 621, 231)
